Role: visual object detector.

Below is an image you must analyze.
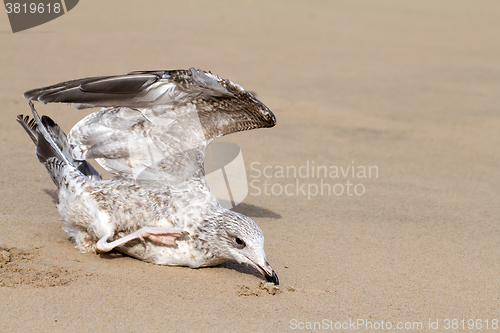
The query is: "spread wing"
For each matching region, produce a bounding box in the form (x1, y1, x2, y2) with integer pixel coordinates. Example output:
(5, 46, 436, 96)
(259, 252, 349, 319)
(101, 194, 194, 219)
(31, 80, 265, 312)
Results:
(24, 68, 276, 183)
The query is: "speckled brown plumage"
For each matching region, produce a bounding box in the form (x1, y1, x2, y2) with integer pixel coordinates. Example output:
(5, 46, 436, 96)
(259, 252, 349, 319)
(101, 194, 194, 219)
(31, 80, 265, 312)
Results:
(18, 68, 279, 284)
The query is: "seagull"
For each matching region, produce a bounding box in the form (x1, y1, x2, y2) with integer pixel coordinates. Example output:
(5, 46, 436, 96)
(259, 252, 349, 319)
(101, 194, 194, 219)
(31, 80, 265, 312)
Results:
(17, 68, 279, 285)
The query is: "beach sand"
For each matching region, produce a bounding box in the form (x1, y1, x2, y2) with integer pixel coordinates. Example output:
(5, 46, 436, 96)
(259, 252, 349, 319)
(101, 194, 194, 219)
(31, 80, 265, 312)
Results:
(1, 1, 499, 331)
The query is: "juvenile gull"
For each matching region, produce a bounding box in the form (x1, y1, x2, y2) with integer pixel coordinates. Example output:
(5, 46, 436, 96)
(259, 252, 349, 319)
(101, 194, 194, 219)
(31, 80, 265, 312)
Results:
(18, 68, 278, 284)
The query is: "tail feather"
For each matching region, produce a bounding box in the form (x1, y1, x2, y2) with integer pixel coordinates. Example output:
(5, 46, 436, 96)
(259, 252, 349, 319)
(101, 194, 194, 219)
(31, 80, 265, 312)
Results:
(16, 114, 38, 145)
(41, 115, 75, 164)
(28, 101, 70, 165)
(45, 157, 67, 187)
(17, 102, 102, 181)
(77, 162, 102, 180)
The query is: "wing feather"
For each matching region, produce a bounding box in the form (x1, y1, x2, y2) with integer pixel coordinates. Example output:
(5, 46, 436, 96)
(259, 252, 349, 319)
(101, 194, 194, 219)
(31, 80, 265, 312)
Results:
(24, 68, 276, 182)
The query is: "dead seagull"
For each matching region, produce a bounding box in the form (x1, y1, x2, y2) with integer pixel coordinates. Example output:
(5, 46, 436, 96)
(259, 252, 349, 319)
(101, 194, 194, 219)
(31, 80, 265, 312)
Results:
(17, 68, 278, 285)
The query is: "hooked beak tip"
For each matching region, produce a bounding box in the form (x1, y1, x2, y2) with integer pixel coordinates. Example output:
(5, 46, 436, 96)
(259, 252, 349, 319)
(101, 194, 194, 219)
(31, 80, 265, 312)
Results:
(265, 269, 279, 285)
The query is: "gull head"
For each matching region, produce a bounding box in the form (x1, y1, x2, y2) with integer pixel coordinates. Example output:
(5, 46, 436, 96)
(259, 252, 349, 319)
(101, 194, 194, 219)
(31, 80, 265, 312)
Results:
(211, 210, 279, 285)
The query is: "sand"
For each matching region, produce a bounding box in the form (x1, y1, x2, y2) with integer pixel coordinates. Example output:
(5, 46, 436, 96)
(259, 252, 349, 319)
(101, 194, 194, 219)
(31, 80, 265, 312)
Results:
(1, 1, 500, 331)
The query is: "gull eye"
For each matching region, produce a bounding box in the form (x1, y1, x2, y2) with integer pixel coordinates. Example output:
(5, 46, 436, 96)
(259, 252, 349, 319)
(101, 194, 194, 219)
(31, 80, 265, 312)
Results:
(235, 237, 246, 249)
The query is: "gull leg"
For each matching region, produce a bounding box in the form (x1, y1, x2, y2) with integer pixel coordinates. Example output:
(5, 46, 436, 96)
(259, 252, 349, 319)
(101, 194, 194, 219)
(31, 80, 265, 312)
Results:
(96, 227, 189, 253)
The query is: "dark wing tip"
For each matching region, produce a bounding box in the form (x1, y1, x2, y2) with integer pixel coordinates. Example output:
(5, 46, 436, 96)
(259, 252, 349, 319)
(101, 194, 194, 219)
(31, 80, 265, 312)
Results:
(41, 115, 56, 128)
(23, 75, 110, 102)
(79, 74, 159, 95)
(23, 74, 160, 106)
(23, 88, 45, 101)
(265, 109, 277, 127)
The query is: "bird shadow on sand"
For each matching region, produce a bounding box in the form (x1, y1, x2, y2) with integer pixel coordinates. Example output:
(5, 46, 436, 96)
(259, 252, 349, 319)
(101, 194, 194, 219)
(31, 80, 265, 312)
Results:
(98, 252, 127, 260)
(44, 189, 59, 204)
(97, 252, 267, 282)
(218, 260, 267, 281)
(231, 203, 281, 219)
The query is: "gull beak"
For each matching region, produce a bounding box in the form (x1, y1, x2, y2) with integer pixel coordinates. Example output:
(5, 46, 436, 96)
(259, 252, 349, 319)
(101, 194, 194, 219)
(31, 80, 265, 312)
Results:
(264, 266, 280, 285)
(247, 257, 279, 285)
